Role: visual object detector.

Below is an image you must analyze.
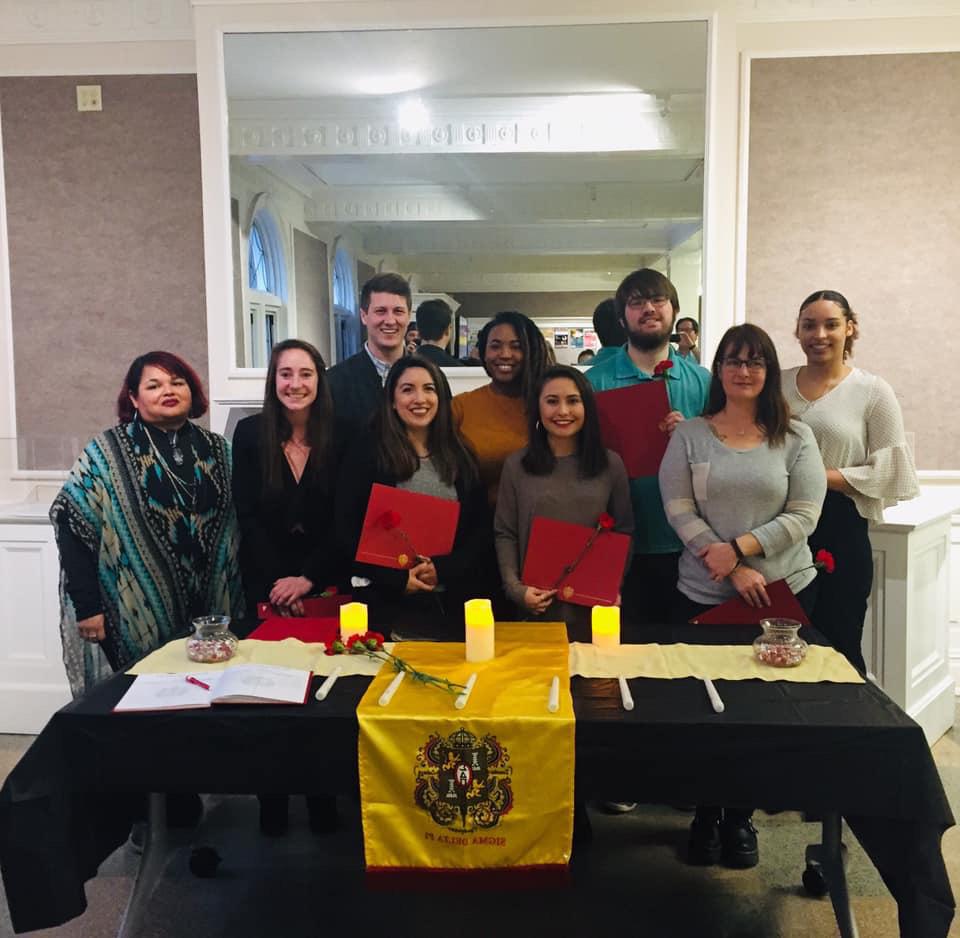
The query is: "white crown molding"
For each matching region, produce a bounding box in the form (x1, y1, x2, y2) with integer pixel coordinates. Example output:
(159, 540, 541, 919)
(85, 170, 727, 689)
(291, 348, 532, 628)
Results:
(0, 0, 193, 44)
(305, 182, 702, 224)
(357, 221, 697, 256)
(737, 0, 960, 23)
(229, 95, 705, 157)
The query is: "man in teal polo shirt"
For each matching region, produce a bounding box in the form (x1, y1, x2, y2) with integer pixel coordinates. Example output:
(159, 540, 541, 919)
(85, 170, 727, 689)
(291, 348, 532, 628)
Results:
(588, 268, 710, 625)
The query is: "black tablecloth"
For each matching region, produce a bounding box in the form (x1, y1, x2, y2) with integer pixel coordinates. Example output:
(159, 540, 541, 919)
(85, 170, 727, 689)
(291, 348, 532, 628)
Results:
(0, 624, 954, 936)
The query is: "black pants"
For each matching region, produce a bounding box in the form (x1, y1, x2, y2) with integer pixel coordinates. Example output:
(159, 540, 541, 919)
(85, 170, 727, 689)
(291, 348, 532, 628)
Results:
(808, 490, 872, 674)
(621, 552, 681, 625)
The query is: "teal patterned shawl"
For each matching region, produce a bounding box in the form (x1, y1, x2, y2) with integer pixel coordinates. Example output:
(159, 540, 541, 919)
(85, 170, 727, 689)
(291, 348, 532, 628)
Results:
(50, 420, 245, 697)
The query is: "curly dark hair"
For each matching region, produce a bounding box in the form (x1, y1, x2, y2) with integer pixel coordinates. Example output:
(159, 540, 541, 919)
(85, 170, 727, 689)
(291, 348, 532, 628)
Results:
(476, 311, 550, 408)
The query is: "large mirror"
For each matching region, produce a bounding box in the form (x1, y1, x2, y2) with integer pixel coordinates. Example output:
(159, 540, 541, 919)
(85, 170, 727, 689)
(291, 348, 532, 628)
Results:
(224, 23, 707, 370)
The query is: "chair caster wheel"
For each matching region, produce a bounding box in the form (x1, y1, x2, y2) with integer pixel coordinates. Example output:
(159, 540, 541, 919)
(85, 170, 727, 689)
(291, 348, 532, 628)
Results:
(802, 863, 828, 897)
(189, 845, 221, 878)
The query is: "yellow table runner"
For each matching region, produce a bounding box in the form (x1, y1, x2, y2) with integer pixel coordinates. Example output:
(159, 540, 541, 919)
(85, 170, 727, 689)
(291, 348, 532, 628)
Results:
(569, 642, 864, 683)
(128, 638, 388, 677)
(358, 623, 574, 872)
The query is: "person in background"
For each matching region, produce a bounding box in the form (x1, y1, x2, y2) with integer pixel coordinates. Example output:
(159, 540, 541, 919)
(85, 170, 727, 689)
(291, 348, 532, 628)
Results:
(415, 299, 462, 367)
(674, 317, 700, 362)
(452, 310, 550, 507)
(659, 323, 825, 870)
(404, 322, 420, 356)
(232, 340, 342, 835)
(591, 298, 626, 367)
(326, 272, 412, 429)
(577, 349, 596, 366)
(336, 356, 489, 634)
(495, 365, 632, 641)
(783, 290, 919, 672)
(588, 269, 711, 625)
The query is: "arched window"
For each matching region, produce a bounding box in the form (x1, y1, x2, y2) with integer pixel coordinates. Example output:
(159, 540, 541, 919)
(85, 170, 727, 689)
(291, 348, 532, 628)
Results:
(245, 207, 288, 367)
(332, 246, 360, 361)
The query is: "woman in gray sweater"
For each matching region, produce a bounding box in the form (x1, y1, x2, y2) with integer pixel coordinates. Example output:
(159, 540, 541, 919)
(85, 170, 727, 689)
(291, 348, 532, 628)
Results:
(494, 365, 633, 640)
(658, 324, 826, 870)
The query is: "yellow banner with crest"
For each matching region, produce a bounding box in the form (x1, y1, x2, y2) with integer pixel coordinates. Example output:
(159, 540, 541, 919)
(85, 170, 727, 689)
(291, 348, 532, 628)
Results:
(357, 623, 574, 873)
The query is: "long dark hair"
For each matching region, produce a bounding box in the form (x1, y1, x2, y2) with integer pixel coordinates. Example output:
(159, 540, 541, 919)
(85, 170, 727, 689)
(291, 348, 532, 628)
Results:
(476, 311, 550, 408)
(706, 324, 792, 446)
(260, 339, 333, 497)
(522, 365, 609, 478)
(797, 289, 859, 360)
(375, 355, 479, 489)
(118, 350, 207, 422)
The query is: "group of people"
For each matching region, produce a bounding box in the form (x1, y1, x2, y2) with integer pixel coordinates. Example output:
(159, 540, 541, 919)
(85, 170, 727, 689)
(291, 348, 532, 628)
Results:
(51, 268, 918, 857)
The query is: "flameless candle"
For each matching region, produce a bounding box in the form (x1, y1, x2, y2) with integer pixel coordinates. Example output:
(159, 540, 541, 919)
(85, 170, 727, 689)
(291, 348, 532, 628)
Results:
(592, 605, 620, 648)
(464, 599, 495, 662)
(339, 602, 368, 643)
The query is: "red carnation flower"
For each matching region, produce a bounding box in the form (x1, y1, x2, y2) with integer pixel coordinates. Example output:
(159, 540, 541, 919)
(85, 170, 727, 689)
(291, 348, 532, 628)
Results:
(654, 359, 674, 377)
(345, 634, 363, 650)
(378, 510, 402, 531)
(598, 513, 615, 530)
(814, 549, 836, 574)
(366, 631, 386, 648)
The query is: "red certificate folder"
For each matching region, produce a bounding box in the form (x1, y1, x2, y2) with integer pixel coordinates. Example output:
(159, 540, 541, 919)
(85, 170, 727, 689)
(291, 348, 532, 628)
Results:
(247, 616, 340, 644)
(356, 483, 460, 570)
(688, 578, 811, 626)
(595, 381, 671, 477)
(256, 595, 351, 620)
(521, 516, 631, 607)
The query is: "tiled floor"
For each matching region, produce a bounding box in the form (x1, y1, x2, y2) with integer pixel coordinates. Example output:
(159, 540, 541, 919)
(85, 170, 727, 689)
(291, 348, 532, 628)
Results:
(1, 713, 957, 938)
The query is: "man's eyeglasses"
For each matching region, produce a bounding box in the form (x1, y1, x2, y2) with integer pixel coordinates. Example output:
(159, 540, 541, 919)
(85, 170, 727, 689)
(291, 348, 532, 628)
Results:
(722, 357, 767, 373)
(626, 294, 670, 310)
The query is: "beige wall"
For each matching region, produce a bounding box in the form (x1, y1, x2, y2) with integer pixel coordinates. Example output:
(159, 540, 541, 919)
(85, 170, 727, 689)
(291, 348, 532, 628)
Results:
(1, 74, 207, 469)
(452, 291, 611, 322)
(745, 52, 960, 470)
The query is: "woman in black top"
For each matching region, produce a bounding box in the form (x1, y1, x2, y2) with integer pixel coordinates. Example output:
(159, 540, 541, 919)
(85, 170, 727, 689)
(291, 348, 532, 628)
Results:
(232, 339, 342, 615)
(232, 338, 340, 835)
(336, 355, 490, 637)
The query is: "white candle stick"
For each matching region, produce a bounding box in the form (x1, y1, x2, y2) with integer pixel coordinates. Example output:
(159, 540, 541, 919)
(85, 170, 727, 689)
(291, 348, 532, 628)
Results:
(618, 676, 634, 711)
(454, 673, 477, 710)
(314, 666, 342, 702)
(547, 675, 560, 713)
(378, 670, 406, 707)
(703, 678, 725, 713)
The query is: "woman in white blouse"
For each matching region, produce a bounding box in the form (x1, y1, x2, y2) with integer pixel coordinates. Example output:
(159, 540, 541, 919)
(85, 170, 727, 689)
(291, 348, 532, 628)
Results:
(782, 290, 919, 672)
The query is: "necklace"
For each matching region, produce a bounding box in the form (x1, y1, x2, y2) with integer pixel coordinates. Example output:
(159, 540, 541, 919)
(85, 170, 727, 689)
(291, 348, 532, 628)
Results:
(143, 423, 196, 509)
(169, 429, 185, 466)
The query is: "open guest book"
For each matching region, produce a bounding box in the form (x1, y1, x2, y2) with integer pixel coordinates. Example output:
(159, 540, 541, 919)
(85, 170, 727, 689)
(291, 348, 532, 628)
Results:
(113, 664, 313, 712)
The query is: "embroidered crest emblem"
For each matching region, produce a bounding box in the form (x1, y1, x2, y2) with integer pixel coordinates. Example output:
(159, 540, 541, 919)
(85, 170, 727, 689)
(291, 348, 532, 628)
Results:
(397, 553, 409, 567)
(561, 585, 574, 600)
(415, 728, 513, 832)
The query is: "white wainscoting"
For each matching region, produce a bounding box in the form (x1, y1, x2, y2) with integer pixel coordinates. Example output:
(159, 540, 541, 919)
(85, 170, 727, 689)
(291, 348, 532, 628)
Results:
(867, 491, 960, 744)
(0, 510, 71, 733)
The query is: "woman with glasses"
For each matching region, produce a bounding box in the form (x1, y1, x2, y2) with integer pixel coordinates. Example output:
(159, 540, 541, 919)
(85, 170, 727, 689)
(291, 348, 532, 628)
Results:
(658, 324, 826, 870)
(782, 291, 918, 672)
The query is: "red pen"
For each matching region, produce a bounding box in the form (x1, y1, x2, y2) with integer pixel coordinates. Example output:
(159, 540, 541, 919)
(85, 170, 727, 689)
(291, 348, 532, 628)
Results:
(185, 675, 210, 691)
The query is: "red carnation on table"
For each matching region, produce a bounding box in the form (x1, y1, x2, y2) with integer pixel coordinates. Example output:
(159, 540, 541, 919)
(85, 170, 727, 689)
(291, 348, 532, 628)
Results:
(814, 549, 836, 574)
(653, 359, 673, 377)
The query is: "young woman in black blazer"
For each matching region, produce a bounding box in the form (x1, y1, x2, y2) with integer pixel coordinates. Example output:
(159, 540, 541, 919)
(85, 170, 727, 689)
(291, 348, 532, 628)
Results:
(336, 355, 491, 636)
(232, 338, 341, 835)
(232, 339, 343, 615)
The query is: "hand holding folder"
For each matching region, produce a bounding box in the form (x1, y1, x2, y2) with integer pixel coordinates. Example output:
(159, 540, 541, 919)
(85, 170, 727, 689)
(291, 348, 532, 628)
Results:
(521, 515, 631, 607)
(356, 483, 460, 570)
(595, 380, 671, 477)
(688, 578, 811, 625)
